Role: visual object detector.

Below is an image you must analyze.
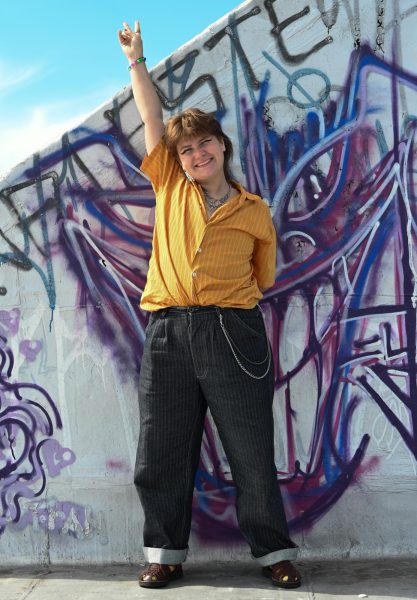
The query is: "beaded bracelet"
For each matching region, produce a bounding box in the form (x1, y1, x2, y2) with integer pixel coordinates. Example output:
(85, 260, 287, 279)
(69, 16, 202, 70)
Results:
(128, 56, 146, 71)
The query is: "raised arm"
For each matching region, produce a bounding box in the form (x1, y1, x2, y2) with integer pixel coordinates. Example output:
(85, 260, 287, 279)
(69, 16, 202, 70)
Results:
(118, 20, 165, 155)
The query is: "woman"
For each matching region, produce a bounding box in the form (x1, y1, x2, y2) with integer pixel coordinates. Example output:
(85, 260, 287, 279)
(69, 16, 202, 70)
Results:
(118, 20, 301, 590)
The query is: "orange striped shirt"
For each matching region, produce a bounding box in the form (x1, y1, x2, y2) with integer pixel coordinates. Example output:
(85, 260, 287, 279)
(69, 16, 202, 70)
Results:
(139, 138, 276, 311)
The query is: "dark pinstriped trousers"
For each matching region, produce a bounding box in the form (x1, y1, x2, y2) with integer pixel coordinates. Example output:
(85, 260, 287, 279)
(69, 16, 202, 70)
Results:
(134, 305, 298, 566)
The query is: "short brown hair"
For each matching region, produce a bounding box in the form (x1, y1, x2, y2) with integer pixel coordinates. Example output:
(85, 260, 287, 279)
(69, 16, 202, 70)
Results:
(164, 108, 234, 181)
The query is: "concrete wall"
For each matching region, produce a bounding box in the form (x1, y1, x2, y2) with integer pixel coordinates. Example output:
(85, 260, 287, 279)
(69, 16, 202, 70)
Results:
(2, 0, 417, 565)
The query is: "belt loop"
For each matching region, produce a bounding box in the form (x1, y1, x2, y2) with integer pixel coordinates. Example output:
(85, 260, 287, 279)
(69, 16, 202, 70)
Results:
(160, 309, 167, 318)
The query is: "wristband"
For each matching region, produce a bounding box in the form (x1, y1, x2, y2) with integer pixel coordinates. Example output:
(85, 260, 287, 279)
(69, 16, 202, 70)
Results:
(128, 56, 146, 71)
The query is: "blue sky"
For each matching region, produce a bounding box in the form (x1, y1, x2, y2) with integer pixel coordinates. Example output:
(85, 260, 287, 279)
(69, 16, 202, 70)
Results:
(0, 0, 242, 175)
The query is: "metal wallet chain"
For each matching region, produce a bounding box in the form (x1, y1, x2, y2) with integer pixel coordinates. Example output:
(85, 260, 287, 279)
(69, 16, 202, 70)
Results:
(217, 312, 271, 380)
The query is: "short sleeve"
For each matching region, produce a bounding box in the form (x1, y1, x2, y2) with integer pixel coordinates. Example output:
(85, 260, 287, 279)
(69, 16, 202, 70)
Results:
(140, 138, 182, 193)
(252, 207, 277, 290)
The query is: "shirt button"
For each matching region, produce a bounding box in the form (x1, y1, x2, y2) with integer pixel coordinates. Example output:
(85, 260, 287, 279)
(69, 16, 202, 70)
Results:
(197, 247, 202, 253)
(192, 271, 197, 278)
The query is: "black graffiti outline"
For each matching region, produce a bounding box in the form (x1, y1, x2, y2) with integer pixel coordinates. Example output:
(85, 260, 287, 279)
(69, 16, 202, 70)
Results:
(155, 50, 225, 114)
(204, 6, 261, 91)
(264, 1, 333, 65)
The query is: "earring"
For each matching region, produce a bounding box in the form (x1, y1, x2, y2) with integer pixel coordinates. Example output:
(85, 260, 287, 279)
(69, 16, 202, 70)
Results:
(184, 170, 195, 183)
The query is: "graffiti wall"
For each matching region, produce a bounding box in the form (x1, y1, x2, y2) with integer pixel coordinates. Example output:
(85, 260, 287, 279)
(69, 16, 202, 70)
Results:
(2, 0, 417, 564)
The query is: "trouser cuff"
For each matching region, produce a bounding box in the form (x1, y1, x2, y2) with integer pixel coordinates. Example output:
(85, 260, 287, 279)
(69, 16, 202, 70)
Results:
(254, 547, 299, 566)
(143, 546, 188, 564)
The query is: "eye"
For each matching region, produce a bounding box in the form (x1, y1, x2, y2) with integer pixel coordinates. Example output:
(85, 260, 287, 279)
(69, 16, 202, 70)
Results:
(181, 148, 191, 155)
(202, 138, 211, 145)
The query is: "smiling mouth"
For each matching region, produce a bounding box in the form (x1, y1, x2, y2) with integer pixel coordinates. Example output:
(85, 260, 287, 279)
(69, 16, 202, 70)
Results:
(195, 158, 213, 168)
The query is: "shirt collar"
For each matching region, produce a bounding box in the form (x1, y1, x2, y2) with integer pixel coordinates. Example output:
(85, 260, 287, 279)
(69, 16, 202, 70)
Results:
(232, 181, 259, 204)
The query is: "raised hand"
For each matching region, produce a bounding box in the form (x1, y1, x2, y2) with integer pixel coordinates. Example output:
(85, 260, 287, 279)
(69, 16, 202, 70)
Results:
(118, 20, 143, 61)
(118, 18, 164, 154)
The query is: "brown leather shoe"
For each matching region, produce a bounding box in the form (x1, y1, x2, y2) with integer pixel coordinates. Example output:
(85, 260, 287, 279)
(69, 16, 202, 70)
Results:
(262, 560, 301, 589)
(138, 563, 183, 588)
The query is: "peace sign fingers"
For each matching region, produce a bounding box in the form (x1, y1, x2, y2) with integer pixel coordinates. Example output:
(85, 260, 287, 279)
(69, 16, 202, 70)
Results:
(118, 20, 144, 61)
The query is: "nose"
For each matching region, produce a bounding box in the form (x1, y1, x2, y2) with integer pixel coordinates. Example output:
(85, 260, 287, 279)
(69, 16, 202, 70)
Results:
(193, 147, 208, 164)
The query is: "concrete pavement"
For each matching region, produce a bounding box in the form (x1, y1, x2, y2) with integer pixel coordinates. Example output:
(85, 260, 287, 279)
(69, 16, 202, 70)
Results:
(1, 559, 416, 600)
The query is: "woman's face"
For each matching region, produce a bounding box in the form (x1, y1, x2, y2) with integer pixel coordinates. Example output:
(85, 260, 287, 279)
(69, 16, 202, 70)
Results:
(177, 133, 226, 183)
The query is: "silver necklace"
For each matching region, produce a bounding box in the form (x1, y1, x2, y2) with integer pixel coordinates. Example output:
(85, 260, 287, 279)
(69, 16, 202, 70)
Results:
(203, 184, 231, 216)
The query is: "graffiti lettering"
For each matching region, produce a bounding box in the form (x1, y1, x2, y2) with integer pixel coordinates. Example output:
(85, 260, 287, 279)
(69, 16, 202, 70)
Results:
(264, 1, 333, 65)
(2, 0, 417, 551)
(204, 7, 261, 90)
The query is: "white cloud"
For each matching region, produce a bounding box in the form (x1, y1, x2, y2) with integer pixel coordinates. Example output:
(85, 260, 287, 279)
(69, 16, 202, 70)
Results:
(0, 83, 119, 178)
(0, 106, 90, 178)
(0, 60, 44, 96)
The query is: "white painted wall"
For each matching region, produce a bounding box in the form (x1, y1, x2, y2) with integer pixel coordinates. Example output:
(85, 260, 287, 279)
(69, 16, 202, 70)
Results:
(2, 0, 417, 564)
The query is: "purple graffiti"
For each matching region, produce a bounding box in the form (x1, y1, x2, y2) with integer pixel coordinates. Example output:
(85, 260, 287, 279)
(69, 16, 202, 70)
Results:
(3, 28, 417, 544)
(248, 44, 417, 527)
(12, 497, 93, 538)
(192, 44, 417, 537)
(19, 340, 42, 363)
(0, 334, 75, 534)
(106, 458, 130, 473)
(0, 309, 20, 338)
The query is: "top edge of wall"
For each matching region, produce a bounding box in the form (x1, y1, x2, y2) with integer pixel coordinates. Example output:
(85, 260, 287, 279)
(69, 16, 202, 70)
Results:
(0, 0, 252, 184)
